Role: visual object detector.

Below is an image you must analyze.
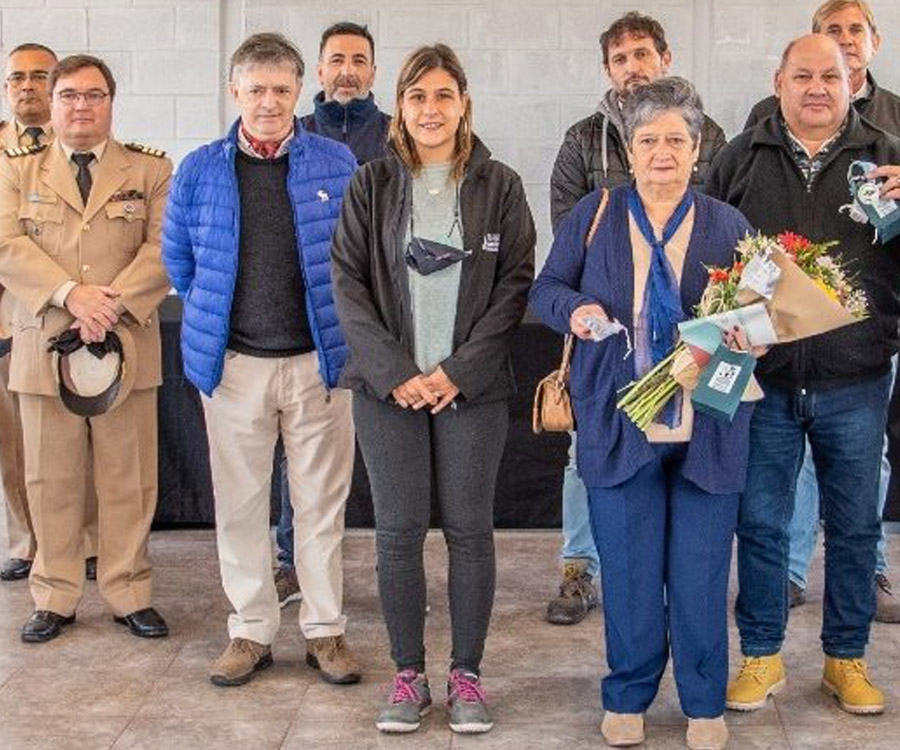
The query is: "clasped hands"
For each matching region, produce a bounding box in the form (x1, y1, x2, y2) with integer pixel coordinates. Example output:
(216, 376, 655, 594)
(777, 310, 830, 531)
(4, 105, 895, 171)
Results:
(64, 284, 121, 344)
(392, 365, 459, 414)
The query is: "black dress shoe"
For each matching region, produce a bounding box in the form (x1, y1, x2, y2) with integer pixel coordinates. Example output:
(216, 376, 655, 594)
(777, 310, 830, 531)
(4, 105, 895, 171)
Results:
(114, 607, 168, 638)
(21, 610, 76, 643)
(85, 556, 97, 581)
(0, 557, 32, 581)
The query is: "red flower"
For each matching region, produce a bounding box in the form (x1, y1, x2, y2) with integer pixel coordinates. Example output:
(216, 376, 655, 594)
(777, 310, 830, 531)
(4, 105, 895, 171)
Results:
(778, 231, 811, 254)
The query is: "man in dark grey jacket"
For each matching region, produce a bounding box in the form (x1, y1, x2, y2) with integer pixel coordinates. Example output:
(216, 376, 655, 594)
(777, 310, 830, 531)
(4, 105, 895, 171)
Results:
(707, 33, 900, 716)
(742, 0, 900, 626)
(543, 10, 728, 628)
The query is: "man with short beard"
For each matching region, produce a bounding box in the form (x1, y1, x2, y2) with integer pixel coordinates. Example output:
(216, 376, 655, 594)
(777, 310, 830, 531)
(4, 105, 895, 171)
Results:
(544, 11, 727, 629)
(300, 21, 390, 165)
(272, 22, 391, 610)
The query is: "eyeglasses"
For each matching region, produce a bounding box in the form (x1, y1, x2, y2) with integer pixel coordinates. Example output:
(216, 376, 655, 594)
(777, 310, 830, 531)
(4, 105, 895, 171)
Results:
(6, 71, 50, 86)
(55, 89, 110, 107)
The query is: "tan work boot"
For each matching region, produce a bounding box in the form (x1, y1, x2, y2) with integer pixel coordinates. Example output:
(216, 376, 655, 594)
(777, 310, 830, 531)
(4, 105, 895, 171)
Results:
(821, 656, 884, 714)
(686, 716, 728, 750)
(306, 634, 361, 684)
(546, 559, 599, 625)
(209, 637, 273, 687)
(725, 654, 786, 711)
(274, 566, 302, 608)
(600, 711, 644, 747)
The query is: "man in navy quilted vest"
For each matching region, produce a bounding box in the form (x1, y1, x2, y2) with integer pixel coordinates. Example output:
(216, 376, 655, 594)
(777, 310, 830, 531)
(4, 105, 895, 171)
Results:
(162, 32, 359, 688)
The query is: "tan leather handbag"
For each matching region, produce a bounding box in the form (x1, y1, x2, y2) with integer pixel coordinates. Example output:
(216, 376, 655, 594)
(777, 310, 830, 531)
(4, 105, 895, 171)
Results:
(532, 189, 609, 434)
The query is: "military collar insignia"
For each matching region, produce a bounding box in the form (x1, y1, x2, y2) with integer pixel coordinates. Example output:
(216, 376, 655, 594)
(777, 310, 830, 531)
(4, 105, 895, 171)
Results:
(124, 142, 166, 158)
(4, 143, 47, 158)
(110, 189, 145, 202)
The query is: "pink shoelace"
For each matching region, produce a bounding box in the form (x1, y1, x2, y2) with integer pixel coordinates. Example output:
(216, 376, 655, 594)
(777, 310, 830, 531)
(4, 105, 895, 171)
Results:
(448, 669, 487, 704)
(390, 670, 422, 704)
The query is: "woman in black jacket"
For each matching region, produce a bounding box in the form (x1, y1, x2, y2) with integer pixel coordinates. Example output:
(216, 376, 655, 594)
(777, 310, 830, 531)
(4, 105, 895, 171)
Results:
(331, 43, 535, 736)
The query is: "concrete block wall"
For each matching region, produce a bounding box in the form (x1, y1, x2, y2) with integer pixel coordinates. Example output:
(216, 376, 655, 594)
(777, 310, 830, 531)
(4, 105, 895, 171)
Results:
(1, 0, 899, 264)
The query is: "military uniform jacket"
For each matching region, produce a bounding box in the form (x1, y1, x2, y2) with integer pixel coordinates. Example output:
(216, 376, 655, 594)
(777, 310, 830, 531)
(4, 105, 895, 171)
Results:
(0, 120, 53, 338)
(0, 137, 172, 396)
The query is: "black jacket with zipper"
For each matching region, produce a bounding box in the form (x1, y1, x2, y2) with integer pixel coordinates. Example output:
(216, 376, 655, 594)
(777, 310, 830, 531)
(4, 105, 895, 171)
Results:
(331, 137, 536, 403)
(706, 108, 900, 391)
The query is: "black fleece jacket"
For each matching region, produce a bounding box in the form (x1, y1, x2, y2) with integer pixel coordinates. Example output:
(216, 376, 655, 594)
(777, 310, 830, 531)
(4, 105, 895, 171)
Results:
(331, 138, 536, 403)
(706, 108, 900, 391)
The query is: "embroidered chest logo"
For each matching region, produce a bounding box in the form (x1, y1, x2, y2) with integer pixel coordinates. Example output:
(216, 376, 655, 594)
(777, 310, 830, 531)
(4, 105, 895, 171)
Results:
(317, 189, 329, 202)
(482, 233, 500, 253)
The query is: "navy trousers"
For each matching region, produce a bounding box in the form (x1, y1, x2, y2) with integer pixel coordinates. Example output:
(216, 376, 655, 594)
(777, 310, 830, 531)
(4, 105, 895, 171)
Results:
(588, 443, 739, 718)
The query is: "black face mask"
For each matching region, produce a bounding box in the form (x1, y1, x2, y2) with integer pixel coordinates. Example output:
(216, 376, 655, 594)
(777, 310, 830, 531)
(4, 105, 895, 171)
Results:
(405, 235, 468, 275)
(405, 179, 468, 276)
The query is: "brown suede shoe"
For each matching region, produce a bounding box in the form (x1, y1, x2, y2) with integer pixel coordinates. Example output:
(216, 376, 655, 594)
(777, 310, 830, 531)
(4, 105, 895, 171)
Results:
(600, 711, 644, 746)
(687, 716, 729, 750)
(306, 634, 361, 684)
(209, 638, 273, 687)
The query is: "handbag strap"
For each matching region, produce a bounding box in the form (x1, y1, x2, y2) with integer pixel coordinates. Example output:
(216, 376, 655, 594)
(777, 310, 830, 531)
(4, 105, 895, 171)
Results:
(585, 187, 609, 248)
(557, 188, 611, 382)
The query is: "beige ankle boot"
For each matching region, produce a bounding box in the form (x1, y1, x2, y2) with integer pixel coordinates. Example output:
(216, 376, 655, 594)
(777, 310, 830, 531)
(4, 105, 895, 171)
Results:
(600, 711, 645, 746)
(686, 716, 728, 750)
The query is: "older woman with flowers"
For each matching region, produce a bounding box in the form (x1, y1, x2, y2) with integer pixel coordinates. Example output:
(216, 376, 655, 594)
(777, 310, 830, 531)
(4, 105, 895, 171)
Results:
(531, 77, 755, 750)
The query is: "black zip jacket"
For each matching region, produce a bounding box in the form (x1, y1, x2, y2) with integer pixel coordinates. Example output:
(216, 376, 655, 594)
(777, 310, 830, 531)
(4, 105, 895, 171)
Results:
(743, 72, 900, 137)
(331, 137, 536, 403)
(706, 108, 900, 391)
(550, 90, 727, 232)
(300, 92, 391, 165)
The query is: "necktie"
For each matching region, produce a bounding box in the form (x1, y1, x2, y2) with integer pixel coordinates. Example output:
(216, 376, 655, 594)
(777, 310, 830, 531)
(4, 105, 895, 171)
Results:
(72, 153, 95, 206)
(23, 126, 44, 147)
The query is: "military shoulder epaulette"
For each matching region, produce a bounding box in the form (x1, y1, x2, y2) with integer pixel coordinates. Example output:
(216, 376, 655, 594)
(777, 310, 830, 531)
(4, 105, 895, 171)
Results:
(124, 142, 166, 158)
(4, 143, 47, 158)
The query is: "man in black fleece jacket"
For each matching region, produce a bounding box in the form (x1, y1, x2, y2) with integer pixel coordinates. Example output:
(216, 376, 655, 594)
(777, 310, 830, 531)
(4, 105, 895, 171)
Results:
(707, 33, 900, 717)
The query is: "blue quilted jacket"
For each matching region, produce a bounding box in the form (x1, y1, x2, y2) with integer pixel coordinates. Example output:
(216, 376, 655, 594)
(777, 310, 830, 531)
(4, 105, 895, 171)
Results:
(162, 119, 356, 396)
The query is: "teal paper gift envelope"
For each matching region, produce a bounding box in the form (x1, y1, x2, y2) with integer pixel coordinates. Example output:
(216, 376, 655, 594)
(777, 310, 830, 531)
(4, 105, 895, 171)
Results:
(691, 345, 756, 422)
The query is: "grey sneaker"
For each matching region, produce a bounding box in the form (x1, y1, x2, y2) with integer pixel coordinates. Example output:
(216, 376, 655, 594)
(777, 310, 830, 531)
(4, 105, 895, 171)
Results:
(447, 669, 493, 734)
(789, 580, 806, 609)
(274, 566, 302, 608)
(875, 574, 900, 623)
(376, 670, 432, 733)
(546, 559, 598, 625)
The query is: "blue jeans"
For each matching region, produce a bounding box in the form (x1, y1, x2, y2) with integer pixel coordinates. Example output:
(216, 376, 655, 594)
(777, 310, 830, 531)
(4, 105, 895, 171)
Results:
(560, 432, 600, 577)
(588, 443, 738, 718)
(736, 374, 890, 659)
(275, 453, 293, 569)
(788, 355, 896, 586)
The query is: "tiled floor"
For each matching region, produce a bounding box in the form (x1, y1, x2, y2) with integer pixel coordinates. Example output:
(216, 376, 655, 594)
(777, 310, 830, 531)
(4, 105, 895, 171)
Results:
(1, 526, 899, 749)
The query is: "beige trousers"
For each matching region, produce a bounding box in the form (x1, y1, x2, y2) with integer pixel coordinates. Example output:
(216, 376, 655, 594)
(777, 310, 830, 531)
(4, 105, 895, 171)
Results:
(1, 354, 98, 562)
(19, 389, 158, 615)
(202, 351, 354, 644)
(0, 353, 31, 560)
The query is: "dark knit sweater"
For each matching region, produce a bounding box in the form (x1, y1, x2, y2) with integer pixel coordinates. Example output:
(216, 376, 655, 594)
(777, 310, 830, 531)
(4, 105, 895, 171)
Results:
(228, 151, 314, 357)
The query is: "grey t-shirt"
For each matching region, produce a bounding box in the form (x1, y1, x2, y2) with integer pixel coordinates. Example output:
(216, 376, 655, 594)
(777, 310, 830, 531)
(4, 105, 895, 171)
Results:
(408, 163, 463, 374)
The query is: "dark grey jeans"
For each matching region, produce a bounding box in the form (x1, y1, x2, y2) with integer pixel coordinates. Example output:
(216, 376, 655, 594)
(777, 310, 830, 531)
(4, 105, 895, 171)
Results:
(353, 393, 508, 675)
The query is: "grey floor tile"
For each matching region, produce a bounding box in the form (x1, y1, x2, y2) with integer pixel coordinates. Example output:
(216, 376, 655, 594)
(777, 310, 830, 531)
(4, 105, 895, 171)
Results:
(0, 715, 129, 750)
(111, 717, 290, 750)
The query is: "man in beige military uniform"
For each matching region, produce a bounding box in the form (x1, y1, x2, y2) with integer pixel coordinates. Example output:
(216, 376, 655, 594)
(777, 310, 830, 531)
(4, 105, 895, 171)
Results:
(0, 43, 100, 584)
(0, 54, 172, 642)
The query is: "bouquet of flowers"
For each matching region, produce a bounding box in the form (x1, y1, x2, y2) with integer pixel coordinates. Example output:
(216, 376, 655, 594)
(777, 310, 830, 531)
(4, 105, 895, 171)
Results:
(616, 232, 867, 430)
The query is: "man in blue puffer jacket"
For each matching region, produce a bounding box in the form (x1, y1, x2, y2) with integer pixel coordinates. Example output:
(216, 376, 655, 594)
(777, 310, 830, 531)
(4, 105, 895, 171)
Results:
(162, 32, 359, 689)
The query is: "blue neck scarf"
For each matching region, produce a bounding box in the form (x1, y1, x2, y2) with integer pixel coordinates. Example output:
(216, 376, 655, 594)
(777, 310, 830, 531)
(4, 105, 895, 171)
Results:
(628, 186, 692, 365)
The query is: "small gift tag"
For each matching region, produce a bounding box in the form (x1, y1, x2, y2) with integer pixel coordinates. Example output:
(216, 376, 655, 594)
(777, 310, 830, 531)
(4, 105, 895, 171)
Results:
(845, 160, 900, 244)
(691, 345, 756, 422)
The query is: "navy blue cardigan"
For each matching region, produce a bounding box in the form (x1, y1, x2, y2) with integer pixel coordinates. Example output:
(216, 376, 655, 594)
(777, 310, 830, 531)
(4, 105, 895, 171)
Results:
(530, 186, 755, 494)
